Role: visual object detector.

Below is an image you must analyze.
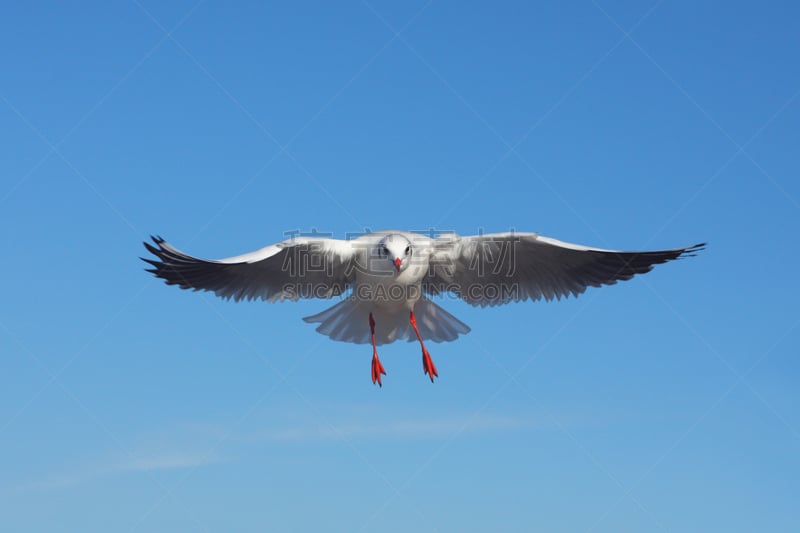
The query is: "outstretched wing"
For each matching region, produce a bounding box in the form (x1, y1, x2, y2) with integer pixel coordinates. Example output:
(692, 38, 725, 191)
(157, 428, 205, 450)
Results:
(142, 236, 356, 302)
(424, 232, 704, 307)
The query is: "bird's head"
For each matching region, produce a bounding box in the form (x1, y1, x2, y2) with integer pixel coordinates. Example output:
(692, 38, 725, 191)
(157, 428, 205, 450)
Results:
(376, 234, 413, 274)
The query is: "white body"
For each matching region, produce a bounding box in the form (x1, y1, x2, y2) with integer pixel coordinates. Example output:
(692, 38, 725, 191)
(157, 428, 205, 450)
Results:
(304, 231, 470, 345)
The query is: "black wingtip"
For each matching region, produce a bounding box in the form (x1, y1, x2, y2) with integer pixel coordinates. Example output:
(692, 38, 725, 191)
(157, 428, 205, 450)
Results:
(143, 235, 171, 256)
(143, 241, 161, 257)
(142, 236, 168, 275)
(679, 242, 707, 258)
(140, 256, 161, 268)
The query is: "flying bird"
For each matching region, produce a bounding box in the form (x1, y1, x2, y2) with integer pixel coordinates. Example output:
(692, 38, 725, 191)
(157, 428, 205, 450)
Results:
(142, 231, 704, 386)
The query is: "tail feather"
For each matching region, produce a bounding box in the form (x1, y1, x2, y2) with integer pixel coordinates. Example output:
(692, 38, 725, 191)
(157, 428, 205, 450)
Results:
(302, 298, 470, 345)
(303, 299, 370, 343)
(413, 298, 471, 342)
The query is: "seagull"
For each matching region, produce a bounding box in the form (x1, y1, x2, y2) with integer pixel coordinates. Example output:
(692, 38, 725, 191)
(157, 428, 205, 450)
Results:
(142, 230, 704, 386)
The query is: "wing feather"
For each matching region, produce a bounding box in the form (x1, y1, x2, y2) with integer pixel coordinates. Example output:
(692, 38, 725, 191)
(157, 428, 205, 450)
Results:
(424, 232, 704, 307)
(142, 236, 355, 302)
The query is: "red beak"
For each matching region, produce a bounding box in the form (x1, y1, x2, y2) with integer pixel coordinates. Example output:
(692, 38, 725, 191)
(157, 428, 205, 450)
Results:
(394, 258, 402, 272)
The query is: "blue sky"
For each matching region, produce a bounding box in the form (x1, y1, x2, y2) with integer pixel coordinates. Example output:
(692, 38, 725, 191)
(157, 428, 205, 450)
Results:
(1, 1, 799, 531)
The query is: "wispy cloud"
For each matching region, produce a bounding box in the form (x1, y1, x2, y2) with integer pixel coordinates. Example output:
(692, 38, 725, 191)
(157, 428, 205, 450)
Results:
(11, 411, 542, 493)
(17, 450, 222, 493)
(120, 452, 218, 472)
(250, 413, 529, 442)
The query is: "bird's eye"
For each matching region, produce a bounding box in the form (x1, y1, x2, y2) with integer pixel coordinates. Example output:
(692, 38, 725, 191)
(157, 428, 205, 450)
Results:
(405, 246, 411, 255)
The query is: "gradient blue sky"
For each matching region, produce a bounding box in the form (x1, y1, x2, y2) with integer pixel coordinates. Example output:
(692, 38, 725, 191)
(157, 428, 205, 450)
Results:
(1, 1, 799, 531)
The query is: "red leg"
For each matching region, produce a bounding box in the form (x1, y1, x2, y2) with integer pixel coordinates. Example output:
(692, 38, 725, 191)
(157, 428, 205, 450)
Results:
(369, 313, 386, 386)
(410, 311, 438, 382)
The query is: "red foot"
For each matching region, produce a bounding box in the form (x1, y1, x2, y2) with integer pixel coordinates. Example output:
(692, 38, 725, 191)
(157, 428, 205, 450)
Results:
(410, 310, 439, 383)
(369, 312, 387, 387)
(372, 352, 387, 386)
(422, 348, 438, 382)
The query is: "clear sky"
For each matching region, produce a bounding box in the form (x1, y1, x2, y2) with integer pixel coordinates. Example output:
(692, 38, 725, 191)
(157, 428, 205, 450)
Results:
(1, 1, 799, 531)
